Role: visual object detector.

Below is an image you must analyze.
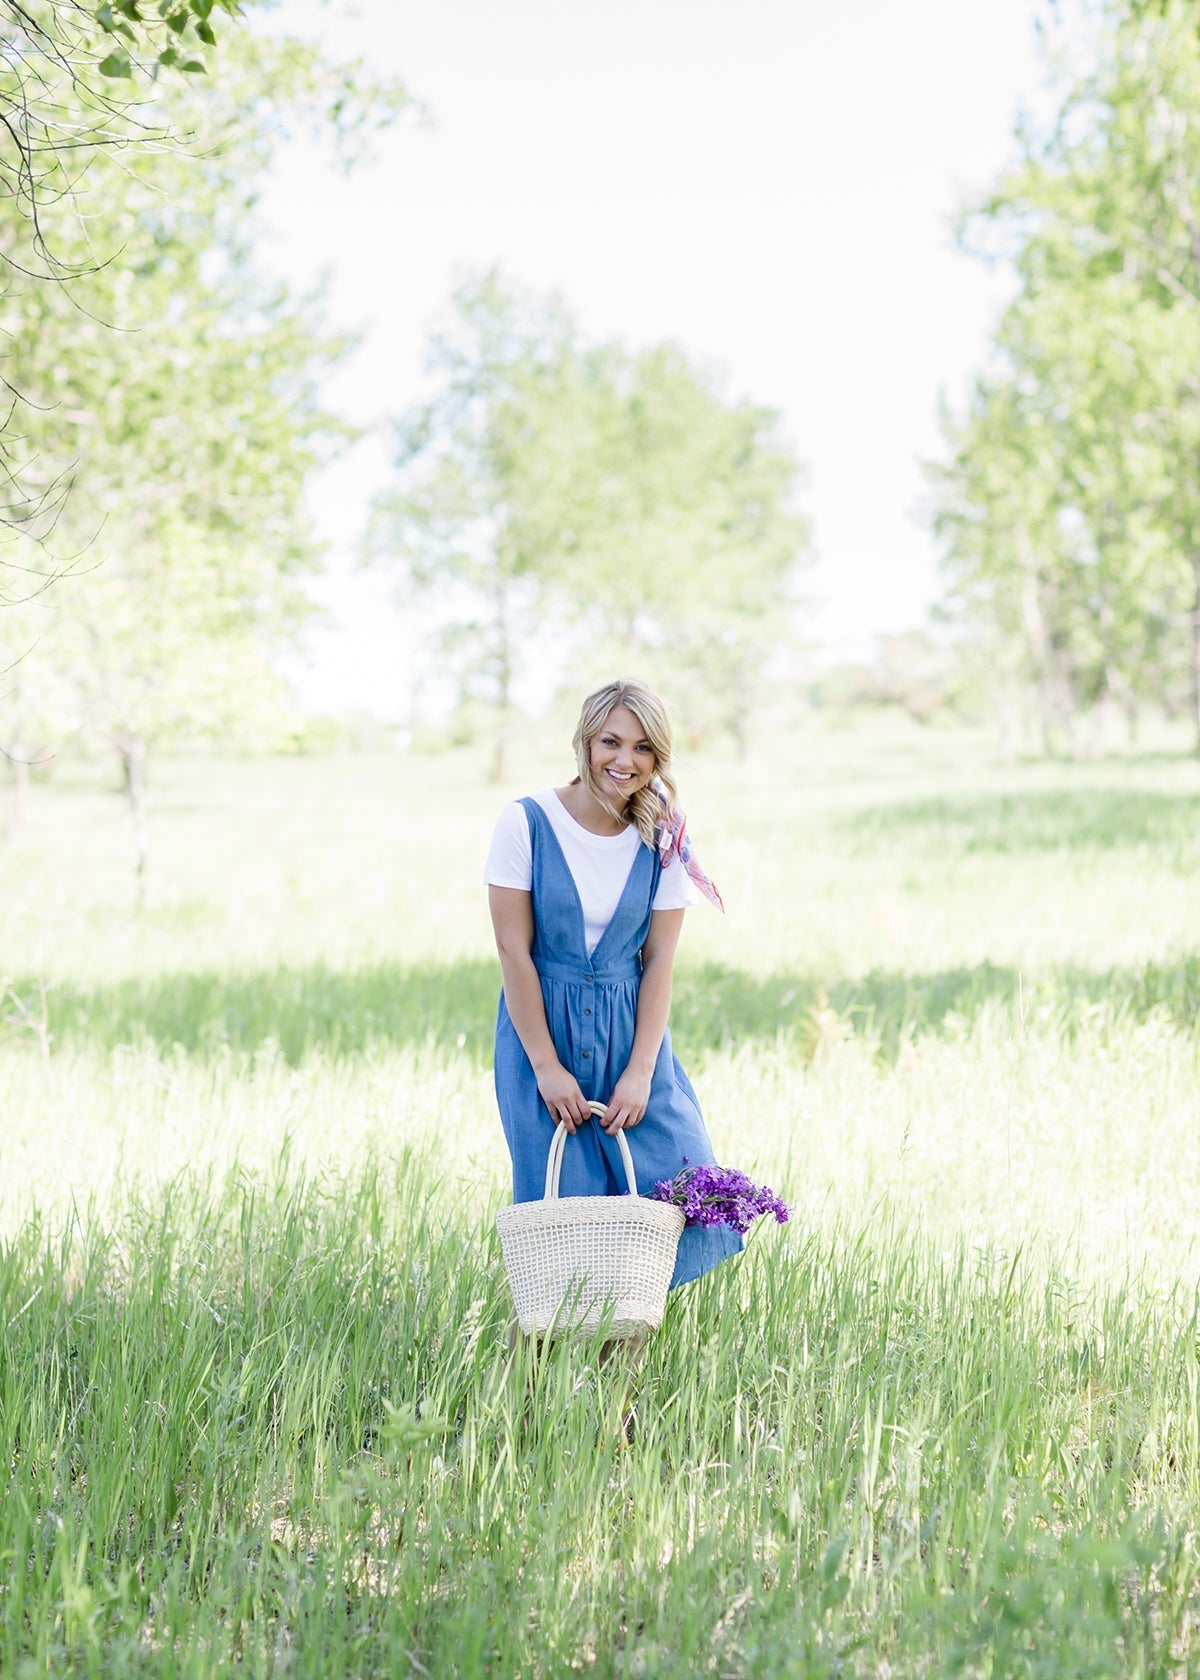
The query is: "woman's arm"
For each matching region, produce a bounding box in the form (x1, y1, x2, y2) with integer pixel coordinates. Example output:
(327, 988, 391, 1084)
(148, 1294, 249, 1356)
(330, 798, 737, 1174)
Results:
(488, 885, 590, 1131)
(601, 908, 685, 1134)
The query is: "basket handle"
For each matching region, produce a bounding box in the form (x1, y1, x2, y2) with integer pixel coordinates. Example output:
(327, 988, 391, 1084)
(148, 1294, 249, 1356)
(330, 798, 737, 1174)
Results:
(544, 1101, 640, 1200)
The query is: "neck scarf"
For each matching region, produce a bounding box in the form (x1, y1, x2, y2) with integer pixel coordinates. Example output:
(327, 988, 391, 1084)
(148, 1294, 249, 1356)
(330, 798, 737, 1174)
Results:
(654, 782, 724, 912)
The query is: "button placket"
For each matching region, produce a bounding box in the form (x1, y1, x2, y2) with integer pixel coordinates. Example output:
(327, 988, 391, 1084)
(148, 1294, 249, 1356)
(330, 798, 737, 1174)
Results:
(579, 971, 597, 1087)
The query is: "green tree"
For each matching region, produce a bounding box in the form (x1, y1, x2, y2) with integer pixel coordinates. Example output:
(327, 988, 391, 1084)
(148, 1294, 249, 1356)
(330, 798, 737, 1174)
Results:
(935, 0, 1200, 752)
(369, 273, 808, 777)
(367, 271, 582, 782)
(0, 4, 403, 565)
(0, 0, 241, 270)
(935, 273, 1187, 751)
(0, 1, 237, 540)
(0, 29, 387, 887)
(574, 342, 807, 753)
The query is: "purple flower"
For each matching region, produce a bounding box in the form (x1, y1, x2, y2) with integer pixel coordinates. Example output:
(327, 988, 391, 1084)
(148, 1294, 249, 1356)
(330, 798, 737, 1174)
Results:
(650, 1163, 791, 1233)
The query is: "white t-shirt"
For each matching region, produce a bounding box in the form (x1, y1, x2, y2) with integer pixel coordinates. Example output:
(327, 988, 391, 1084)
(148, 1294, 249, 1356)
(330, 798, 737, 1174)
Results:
(484, 787, 699, 954)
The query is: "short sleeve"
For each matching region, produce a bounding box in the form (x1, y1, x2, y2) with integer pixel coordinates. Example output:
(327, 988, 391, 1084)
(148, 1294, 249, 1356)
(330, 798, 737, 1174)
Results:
(651, 856, 700, 912)
(484, 801, 533, 890)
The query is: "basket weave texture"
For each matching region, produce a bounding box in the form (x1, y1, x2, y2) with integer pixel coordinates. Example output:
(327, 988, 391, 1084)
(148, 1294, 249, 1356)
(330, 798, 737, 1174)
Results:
(496, 1106, 685, 1339)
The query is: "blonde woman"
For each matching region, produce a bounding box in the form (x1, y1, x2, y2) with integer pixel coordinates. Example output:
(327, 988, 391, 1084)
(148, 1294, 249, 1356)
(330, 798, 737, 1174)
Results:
(485, 678, 741, 1291)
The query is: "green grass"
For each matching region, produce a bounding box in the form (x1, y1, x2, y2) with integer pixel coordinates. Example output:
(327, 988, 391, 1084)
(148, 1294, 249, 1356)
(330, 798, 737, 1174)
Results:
(4, 1162, 1200, 1677)
(3, 715, 1200, 1675)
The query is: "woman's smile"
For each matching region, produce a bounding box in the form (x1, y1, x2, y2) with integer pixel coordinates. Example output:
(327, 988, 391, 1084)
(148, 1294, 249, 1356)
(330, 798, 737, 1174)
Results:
(589, 706, 656, 800)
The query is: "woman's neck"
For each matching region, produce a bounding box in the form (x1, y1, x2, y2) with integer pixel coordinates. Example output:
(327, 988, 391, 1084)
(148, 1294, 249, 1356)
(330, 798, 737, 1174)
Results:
(556, 780, 627, 836)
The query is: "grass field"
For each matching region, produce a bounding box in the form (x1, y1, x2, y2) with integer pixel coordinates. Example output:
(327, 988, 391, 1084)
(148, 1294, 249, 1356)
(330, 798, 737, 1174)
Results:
(4, 714, 1200, 1676)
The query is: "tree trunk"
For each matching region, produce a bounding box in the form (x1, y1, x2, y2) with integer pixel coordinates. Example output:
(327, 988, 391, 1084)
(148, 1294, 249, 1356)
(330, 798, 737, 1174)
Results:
(490, 612, 513, 785)
(120, 736, 149, 908)
(1104, 664, 1139, 746)
(1051, 648, 1078, 758)
(1017, 530, 1057, 755)
(491, 721, 507, 785)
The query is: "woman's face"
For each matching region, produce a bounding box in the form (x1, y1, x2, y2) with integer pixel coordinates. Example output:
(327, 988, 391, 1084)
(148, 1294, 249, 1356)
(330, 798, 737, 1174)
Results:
(589, 705, 656, 802)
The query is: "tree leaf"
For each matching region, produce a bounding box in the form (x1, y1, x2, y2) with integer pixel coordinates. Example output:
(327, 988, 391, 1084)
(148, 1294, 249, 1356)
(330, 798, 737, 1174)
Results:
(195, 19, 216, 45)
(98, 49, 134, 77)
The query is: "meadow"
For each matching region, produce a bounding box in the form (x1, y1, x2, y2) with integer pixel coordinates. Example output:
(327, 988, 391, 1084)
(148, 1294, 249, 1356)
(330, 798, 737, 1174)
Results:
(3, 712, 1200, 1677)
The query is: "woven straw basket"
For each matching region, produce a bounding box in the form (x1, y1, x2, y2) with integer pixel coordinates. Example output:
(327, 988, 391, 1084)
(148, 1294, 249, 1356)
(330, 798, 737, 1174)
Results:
(496, 1102, 686, 1340)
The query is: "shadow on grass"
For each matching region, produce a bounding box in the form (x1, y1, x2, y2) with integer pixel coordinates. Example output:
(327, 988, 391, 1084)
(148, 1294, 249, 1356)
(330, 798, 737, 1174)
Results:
(8, 951, 1200, 1068)
(839, 787, 1200, 856)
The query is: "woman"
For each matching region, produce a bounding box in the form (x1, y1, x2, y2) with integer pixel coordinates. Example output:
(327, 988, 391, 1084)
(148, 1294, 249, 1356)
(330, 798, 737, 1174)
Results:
(485, 677, 741, 1291)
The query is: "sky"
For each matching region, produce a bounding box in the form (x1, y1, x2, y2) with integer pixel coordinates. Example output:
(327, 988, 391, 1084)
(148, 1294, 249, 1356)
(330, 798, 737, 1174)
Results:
(259, 0, 1049, 719)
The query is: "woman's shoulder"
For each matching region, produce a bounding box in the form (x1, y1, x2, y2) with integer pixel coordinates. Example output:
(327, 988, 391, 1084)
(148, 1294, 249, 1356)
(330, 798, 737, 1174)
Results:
(484, 798, 540, 887)
(505, 789, 559, 822)
(490, 790, 559, 840)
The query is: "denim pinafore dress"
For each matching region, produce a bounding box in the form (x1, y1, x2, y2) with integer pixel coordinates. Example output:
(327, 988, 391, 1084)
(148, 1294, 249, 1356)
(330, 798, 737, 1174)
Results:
(493, 797, 742, 1290)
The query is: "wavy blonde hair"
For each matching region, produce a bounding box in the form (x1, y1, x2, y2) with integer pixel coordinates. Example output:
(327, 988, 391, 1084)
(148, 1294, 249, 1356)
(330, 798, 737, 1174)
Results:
(572, 677, 679, 847)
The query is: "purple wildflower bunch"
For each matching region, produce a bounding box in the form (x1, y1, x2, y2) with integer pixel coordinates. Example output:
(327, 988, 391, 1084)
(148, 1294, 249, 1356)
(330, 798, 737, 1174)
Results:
(650, 1163, 790, 1235)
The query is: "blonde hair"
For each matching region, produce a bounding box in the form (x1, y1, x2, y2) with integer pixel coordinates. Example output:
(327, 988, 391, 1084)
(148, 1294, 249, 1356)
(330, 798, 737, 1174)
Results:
(572, 677, 680, 847)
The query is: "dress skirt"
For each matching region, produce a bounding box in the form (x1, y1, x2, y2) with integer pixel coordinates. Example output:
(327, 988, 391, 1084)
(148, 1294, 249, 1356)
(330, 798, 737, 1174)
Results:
(493, 797, 742, 1290)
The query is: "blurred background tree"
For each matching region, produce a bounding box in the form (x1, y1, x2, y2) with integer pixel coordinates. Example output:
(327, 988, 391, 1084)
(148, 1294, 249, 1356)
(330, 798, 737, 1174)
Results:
(0, 0, 252, 548)
(935, 0, 1200, 754)
(0, 21, 403, 886)
(368, 272, 809, 779)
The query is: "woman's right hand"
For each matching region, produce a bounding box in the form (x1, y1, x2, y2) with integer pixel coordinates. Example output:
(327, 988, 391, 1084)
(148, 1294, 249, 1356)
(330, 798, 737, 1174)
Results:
(535, 1062, 590, 1132)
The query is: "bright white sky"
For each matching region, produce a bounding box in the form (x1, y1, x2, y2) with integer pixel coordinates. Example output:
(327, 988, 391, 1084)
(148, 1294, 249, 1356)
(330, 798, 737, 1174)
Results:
(260, 0, 1048, 718)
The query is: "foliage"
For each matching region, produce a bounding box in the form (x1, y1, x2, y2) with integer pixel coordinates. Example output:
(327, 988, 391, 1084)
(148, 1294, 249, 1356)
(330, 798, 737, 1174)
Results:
(0, 3, 403, 562)
(366, 272, 582, 782)
(86, 0, 244, 79)
(0, 1, 404, 285)
(368, 272, 808, 776)
(572, 341, 809, 753)
(0, 0, 248, 290)
(934, 0, 1200, 754)
(0, 25, 400, 885)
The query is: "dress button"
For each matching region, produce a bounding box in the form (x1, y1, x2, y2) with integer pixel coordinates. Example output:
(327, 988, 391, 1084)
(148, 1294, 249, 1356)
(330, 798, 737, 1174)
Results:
(585, 974, 593, 983)
(584, 1008, 591, 1016)
(582, 1050, 590, 1059)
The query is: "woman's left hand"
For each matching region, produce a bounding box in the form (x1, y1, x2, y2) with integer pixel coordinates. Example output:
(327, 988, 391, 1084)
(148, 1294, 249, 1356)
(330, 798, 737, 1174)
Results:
(601, 1068, 652, 1133)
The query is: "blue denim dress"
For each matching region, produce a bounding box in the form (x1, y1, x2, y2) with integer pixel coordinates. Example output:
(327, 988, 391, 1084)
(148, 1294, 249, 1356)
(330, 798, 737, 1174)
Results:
(493, 797, 742, 1289)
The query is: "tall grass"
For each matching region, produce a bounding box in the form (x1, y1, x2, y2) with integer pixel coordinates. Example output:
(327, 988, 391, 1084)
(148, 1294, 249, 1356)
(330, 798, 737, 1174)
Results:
(3, 1155, 1199, 1676)
(4, 718, 1200, 1674)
